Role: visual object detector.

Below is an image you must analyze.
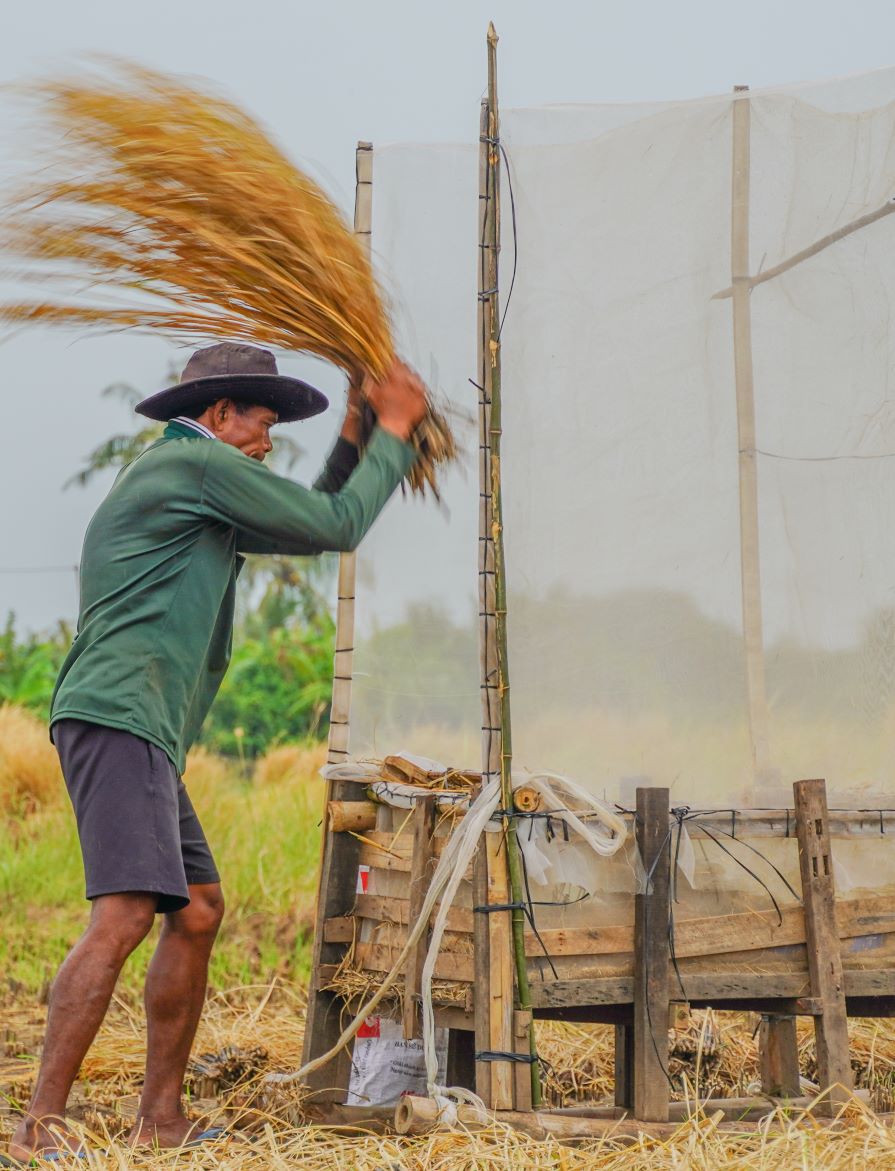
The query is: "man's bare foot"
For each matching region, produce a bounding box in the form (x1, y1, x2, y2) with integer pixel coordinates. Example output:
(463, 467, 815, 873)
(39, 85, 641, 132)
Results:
(126, 1114, 213, 1150)
(8, 1114, 84, 1161)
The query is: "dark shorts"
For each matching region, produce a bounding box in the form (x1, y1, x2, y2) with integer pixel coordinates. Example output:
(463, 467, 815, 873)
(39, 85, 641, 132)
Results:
(53, 718, 220, 913)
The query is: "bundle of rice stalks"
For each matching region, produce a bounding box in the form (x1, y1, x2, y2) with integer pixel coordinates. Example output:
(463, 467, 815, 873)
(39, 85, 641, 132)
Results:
(1, 62, 456, 494)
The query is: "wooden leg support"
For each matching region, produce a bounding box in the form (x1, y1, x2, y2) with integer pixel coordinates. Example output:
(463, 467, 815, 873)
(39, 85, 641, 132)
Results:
(403, 795, 437, 1039)
(301, 779, 367, 1103)
(794, 778, 853, 1114)
(614, 1023, 634, 1109)
(759, 1014, 801, 1098)
(633, 786, 671, 1121)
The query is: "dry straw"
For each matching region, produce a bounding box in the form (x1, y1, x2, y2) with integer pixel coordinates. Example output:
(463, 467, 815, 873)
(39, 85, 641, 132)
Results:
(0, 62, 456, 493)
(6, 991, 895, 1168)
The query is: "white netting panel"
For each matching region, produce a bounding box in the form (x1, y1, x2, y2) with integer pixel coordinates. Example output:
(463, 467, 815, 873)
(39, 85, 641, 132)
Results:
(351, 70, 895, 809)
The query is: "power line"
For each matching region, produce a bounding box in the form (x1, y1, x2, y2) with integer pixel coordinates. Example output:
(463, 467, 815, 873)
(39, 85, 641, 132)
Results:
(0, 565, 79, 575)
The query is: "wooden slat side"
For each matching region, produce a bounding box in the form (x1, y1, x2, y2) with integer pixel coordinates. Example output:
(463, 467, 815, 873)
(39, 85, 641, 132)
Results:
(353, 941, 474, 983)
(354, 893, 473, 933)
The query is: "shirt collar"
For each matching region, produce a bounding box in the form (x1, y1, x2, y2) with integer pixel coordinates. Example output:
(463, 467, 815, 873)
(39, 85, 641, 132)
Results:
(167, 416, 218, 441)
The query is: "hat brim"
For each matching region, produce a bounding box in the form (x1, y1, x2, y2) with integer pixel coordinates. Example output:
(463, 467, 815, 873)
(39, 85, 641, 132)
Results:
(135, 374, 329, 423)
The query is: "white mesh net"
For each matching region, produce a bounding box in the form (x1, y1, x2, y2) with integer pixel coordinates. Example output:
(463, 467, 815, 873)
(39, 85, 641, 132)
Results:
(351, 70, 895, 819)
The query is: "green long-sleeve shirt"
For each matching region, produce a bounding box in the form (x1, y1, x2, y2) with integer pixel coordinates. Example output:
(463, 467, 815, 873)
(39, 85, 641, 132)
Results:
(51, 420, 414, 771)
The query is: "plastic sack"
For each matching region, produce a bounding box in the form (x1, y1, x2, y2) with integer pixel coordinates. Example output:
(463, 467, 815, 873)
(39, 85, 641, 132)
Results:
(346, 1015, 448, 1106)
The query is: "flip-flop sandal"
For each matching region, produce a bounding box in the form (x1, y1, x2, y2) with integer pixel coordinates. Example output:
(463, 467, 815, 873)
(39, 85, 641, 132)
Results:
(0, 1154, 87, 1167)
(182, 1127, 229, 1149)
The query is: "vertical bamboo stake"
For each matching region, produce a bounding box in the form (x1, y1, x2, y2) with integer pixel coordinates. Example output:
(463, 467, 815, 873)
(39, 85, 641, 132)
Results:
(299, 143, 374, 1097)
(326, 140, 372, 766)
(731, 87, 771, 793)
(478, 22, 540, 1108)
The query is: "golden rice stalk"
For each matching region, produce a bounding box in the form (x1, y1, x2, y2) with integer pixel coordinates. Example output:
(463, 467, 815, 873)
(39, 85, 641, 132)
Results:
(0, 62, 455, 493)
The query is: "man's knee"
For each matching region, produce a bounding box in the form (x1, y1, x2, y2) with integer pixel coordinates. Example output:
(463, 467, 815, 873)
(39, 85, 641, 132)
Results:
(88, 893, 157, 959)
(173, 884, 225, 940)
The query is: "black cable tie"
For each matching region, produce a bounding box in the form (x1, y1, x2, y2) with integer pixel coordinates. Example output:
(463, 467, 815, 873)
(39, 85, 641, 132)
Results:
(881, 810, 886, 835)
(475, 1051, 536, 1065)
(473, 901, 526, 914)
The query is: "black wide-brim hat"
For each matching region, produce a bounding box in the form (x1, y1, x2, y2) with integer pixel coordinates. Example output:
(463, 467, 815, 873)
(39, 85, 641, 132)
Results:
(135, 342, 329, 423)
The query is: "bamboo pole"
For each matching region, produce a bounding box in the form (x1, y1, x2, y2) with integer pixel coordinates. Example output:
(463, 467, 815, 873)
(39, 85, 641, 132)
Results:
(478, 22, 540, 1107)
(731, 87, 771, 794)
(326, 140, 372, 766)
(299, 142, 374, 1097)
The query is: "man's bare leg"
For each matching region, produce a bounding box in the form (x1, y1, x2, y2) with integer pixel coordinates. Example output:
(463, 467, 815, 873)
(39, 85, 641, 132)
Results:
(128, 883, 225, 1148)
(8, 893, 157, 1161)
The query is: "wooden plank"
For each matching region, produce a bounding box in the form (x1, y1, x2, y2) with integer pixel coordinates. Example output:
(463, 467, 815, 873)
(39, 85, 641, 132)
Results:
(403, 795, 437, 1039)
(353, 893, 474, 934)
(356, 832, 460, 877)
(633, 786, 670, 1121)
(486, 829, 515, 1110)
(315, 982, 476, 1033)
(795, 778, 853, 1113)
(342, 893, 895, 961)
(613, 808, 895, 838)
(353, 941, 473, 983)
(473, 821, 492, 1105)
(532, 967, 895, 1011)
(759, 1014, 801, 1098)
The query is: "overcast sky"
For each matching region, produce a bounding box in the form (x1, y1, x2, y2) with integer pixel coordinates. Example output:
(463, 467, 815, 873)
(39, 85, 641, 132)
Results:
(3, 0, 895, 634)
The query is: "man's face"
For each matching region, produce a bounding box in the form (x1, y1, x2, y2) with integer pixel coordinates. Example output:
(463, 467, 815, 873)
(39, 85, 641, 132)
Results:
(215, 403, 278, 462)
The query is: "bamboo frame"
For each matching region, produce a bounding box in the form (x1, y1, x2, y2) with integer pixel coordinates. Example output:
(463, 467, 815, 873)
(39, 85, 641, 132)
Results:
(731, 86, 771, 793)
(477, 23, 540, 1107)
(325, 141, 372, 766)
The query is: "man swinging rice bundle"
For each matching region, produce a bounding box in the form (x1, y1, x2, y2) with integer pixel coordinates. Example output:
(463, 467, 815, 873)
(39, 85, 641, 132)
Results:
(1, 63, 455, 1161)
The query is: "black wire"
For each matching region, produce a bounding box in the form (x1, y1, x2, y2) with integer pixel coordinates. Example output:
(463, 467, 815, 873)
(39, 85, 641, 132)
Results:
(688, 817, 802, 905)
(693, 823, 785, 927)
(516, 839, 560, 980)
(497, 142, 518, 341)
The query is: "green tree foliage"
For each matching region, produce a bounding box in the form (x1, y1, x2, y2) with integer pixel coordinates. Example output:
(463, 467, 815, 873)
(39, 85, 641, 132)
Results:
(0, 614, 72, 717)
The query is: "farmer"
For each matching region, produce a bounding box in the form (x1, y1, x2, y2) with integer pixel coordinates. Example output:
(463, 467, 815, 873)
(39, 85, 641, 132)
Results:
(8, 342, 425, 1162)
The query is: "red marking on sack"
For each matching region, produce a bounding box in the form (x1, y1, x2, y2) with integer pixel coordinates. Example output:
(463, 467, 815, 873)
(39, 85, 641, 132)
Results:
(357, 1016, 381, 1039)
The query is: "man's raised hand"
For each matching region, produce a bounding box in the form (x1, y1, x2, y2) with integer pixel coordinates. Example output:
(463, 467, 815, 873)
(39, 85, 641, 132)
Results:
(365, 360, 427, 443)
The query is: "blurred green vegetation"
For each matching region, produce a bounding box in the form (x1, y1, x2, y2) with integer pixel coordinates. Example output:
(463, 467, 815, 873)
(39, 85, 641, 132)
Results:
(1, 555, 337, 760)
(0, 737, 325, 995)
